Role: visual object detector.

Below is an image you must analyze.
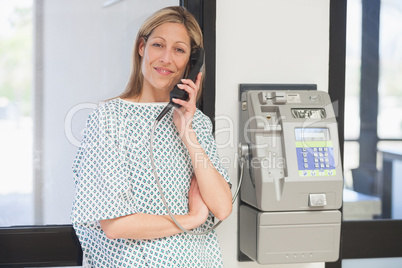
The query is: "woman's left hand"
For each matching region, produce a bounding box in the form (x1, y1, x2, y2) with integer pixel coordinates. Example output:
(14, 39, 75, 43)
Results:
(172, 72, 202, 136)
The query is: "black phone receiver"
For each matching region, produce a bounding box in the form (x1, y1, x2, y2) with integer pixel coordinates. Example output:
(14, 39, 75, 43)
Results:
(169, 48, 205, 107)
(156, 48, 205, 121)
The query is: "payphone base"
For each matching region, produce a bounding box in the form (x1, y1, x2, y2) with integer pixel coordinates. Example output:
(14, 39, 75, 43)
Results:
(239, 205, 341, 264)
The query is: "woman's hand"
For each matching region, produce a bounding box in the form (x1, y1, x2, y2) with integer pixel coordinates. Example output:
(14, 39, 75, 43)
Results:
(187, 174, 209, 227)
(172, 72, 202, 136)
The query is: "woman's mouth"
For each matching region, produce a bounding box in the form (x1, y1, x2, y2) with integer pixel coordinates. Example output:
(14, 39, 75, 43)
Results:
(154, 67, 173, 75)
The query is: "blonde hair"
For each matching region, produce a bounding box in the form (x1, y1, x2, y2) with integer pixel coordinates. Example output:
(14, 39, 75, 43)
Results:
(119, 6, 204, 101)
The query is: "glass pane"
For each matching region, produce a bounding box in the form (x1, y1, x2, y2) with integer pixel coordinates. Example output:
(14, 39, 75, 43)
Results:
(344, 0, 402, 221)
(378, 141, 402, 219)
(0, 0, 178, 227)
(343, 141, 359, 189)
(378, 0, 402, 139)
(343, 141, 383, 221)
(0, 0, 34, 226)
(344, 0, 361, 141)
(376, 0, 402, 219)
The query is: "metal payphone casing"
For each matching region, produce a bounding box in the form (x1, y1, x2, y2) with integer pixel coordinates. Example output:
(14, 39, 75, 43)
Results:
(238, 84, 343, 264)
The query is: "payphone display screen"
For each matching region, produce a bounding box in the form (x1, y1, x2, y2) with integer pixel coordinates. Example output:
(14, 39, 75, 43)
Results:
(295, 128, 336, 177)
(295, 128, 330, 141)
(291, 108, 326, 119)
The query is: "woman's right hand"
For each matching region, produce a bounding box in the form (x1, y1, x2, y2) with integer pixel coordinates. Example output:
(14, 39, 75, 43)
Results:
(188, 175, 209, 227)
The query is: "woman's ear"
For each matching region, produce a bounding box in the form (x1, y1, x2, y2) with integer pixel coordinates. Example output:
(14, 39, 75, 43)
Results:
(138, 38, 145, 57)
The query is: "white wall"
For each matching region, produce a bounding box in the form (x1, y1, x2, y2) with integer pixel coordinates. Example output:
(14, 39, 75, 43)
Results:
(215, 0, 330, 267)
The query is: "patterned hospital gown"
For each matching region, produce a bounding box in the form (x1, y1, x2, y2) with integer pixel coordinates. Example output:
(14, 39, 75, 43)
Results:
(71, 98, 230, 267)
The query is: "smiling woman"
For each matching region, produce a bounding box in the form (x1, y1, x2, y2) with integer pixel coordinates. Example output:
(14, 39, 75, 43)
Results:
(70, 6, 232, 268)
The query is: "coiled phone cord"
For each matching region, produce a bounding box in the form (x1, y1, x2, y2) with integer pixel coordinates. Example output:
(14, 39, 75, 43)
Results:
(150, 118, 245, 235)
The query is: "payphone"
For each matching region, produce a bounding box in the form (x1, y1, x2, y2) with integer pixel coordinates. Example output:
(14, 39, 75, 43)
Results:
(238, 84, 343, 264)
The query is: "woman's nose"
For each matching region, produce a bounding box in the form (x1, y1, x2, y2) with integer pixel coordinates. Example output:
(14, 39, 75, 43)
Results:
(159, 48, 173, 64)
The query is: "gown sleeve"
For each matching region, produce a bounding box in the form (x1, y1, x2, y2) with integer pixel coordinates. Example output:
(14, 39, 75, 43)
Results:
(71, 106, 139, 224)
(192, 111, 231, 187)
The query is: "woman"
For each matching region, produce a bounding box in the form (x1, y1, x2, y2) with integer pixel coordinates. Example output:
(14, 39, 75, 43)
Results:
(71, 6, 232, 267)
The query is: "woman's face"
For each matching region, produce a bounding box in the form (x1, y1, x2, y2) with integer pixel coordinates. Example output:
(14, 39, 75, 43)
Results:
(139, 22, 191, 100)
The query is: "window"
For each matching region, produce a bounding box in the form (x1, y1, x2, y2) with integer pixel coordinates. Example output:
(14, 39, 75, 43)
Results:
(0, 0, 180, 229)
(378, 0, 402, 139)
(0, 0, 33, 227)
(344, 0, 402, 221)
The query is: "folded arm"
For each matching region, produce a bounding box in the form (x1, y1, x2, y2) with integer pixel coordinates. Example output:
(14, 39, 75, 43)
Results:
(100, 176, 208, 240)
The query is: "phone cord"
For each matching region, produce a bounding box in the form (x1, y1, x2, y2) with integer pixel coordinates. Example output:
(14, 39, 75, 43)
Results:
(150, 119, 245, 235)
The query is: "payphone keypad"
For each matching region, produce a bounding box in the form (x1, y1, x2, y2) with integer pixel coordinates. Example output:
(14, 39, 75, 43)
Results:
(296, 145, 336, 177)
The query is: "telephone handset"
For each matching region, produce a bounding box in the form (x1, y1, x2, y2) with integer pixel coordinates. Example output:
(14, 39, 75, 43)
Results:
(156, 48, 205, 121)
(169, 48, 205, 107)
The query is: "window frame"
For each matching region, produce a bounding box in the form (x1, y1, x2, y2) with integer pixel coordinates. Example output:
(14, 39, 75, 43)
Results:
(0, 225, 82, 267)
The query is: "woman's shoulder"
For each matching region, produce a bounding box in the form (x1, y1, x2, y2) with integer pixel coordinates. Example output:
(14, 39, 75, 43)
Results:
(88, 98, 122, 117)
(98, 98, 122, 113)
(84, 98, 124, 126)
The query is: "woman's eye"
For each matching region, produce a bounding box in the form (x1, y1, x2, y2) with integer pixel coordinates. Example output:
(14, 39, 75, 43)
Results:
(152, 43, 163, 48)
(176, 48, 186, 53)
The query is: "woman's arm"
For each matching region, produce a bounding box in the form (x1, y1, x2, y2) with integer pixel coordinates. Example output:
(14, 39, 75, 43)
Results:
(180, 129, 232, 221)
(100, 213, 195, 240)
(172, 74, 232, 221)
(100, 176, 209, 240)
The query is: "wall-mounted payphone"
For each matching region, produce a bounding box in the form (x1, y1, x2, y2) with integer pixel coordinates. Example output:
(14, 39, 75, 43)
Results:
(238, 84, 343, 264)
